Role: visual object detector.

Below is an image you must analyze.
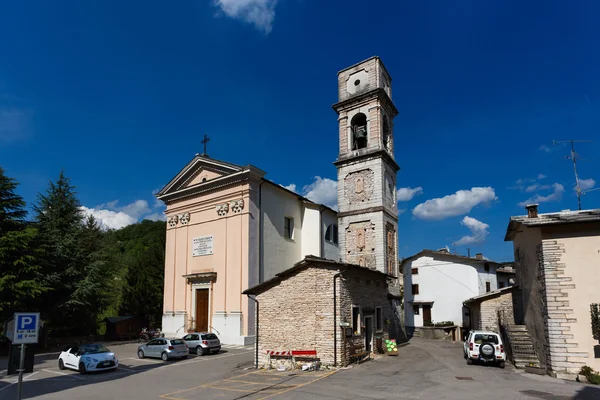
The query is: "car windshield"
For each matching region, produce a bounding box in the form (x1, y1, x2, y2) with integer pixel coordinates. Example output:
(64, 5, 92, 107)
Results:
(474, 334, 499, 344)
(202, 334, 218, 340)
(170, 339, 185, 345)
(79, 344, 110, 355)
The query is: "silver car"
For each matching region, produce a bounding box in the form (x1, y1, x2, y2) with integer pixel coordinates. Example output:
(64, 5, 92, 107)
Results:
(137, 338, 189, 361)
(182, 332, 221, 356)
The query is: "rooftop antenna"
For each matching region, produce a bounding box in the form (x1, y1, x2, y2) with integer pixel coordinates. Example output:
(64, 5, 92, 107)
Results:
(553, 139, 593, 210)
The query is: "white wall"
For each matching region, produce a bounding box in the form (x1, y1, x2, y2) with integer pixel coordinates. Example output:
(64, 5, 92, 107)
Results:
(322, 209, 339, 261)
(301, 206, 321, 258)
(404, 255, 482, 328)
(261, 183, 304, 281)
(474, 262, 499, 294)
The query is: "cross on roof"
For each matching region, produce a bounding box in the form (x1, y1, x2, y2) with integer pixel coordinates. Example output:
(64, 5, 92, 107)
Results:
(201, 134, 210, 155)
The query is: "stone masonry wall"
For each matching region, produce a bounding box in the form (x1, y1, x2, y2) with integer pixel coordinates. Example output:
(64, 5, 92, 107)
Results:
(256, 266, 336, 368)
(539, 240, 589, 375)
(255, 263, 393, 369)
(477, 291, 515, 332)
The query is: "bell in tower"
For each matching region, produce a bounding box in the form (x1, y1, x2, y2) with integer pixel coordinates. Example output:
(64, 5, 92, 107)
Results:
(351, 113, 368, 150)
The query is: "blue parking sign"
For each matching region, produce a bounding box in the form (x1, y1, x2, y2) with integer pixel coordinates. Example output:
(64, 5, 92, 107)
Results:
(13, 312, 40, 344)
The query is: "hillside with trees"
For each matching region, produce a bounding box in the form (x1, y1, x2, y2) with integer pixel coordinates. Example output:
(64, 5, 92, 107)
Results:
(0, 167, 165, 342)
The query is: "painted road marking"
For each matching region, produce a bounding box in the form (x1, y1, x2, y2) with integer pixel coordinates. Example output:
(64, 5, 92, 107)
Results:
(42, 368, 85, 380)
(159, 369, 338, 400)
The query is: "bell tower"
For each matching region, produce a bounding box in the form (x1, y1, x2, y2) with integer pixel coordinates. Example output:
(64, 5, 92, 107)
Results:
(333, 56, 400, 278)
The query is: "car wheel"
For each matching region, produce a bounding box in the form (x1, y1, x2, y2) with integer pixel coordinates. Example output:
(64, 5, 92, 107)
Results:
(161, 352, 169, 361)
(79, 363, 86, 375)
(467, 358, 473, 365)
(137, 350, 145, 359)
(58, 359, 65, 370)
(463, 351, 467, 359)
(499, 361, 506, 369)
(196, 346, 204, 356)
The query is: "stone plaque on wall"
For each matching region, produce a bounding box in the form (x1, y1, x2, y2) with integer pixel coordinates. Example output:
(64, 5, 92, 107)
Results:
(192, 235, 214, 257)
(344, 169, 374, 203)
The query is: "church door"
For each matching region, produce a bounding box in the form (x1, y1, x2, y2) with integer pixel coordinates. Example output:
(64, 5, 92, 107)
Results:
(195, 289, 209, 332)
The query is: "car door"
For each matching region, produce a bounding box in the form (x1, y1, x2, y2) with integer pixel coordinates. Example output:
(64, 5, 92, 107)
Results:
(66, 346, 79, 368)
(184, 334, 199, 349)
(145, 340, 158, 357)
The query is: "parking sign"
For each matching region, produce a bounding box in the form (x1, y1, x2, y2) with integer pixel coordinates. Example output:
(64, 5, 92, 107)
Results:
(13, 313, 40, 344)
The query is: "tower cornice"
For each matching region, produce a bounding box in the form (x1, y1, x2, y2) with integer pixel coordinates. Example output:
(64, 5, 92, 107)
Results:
(333, 148, 400, 172)
(332, 88, 398, 117)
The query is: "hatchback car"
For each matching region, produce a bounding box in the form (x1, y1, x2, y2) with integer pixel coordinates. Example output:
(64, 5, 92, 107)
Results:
(463, 330, 506, 368)
(137, 338, 189, 361)
(182, 332, 221, 356)
(58, 343, 118, 374)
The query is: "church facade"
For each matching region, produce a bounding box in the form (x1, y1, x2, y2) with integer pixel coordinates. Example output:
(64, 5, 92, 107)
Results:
(155, 156, 338, 344)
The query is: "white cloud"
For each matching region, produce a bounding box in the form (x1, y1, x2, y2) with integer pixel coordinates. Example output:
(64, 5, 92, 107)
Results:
(518, 183, 565, 207)
(397, 187, 423, 202)
(145, 212, 167, 222)
(453, 216, 489, 246)
(412, 187, 497, 220)
(579, 178, 596, 191)
(80, 199, 163, 230)
(539, 144, 552, 153)
(302, 177, 338, 210)
(525, 183, 551, 193)
(282, 183, 297, 192)
(80, 206, 137, 230)
(537, 174, 547, 180)
(213, 0, 278, 34)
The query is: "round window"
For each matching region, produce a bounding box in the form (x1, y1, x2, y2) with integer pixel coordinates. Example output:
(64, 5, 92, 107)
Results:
(354, 79, 360, 86)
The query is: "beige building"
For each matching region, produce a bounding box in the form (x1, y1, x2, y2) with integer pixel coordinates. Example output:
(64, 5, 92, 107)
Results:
(505, 204, 600, 377)
(155, 155, 338, 344)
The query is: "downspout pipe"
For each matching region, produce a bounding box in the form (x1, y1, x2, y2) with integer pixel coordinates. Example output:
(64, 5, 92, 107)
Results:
(333, 267, 349, 367)
(258, 180, 266, 283)
(247, 294, 259, 369)
(319, 206, 325, 257)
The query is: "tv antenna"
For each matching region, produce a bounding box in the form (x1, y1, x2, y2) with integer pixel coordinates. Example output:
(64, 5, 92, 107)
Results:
(553, 139, 594, 210)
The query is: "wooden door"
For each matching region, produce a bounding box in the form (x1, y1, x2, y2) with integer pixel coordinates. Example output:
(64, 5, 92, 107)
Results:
(423, 305, 432, 326)
(195, 289, 209, 332)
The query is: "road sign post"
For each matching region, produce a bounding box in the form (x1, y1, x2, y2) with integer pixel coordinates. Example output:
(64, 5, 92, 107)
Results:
(13, 313, 40, 400)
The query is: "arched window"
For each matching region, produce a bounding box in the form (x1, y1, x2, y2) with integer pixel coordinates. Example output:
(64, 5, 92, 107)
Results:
(325, 224, 338, 244)
(351, 113, 368, 150)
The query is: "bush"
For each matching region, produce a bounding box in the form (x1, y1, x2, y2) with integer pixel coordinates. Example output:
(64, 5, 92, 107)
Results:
(580, 365, 600, 385)
(434, 321, 455, 327)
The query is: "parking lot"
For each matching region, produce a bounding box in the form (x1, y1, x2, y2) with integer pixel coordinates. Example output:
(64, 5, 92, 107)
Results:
(2, 339, 600, 399)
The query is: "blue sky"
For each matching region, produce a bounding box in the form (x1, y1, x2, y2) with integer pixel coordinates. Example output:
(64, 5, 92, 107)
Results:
(1, 0, 599, 262)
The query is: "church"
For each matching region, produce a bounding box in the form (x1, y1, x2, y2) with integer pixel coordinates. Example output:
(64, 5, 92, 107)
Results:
(156, 56, 402, 348)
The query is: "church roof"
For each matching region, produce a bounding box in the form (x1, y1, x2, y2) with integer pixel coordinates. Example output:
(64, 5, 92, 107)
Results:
(242, 255, 396, 296)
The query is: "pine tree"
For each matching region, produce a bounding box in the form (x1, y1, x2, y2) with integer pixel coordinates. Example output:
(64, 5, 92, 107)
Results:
(0, 167, 48, 323)
(34, 171, 86, 335)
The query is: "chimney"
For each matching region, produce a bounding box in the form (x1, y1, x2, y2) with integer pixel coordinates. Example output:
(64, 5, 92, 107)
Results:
(525, 203, 539, 218)
(475, 253, 483, 261)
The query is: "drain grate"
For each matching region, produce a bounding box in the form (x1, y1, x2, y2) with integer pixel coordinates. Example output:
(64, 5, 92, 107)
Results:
(455, 376, 474, 380)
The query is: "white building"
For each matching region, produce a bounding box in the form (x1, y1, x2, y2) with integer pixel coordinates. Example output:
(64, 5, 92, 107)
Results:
(401, 249, 514, 334)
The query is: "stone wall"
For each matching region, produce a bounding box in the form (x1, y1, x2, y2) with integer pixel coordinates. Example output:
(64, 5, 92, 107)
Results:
(469, 290, 515, 333)
(539, 239, 589, 376)
(254, 262, 395, 368)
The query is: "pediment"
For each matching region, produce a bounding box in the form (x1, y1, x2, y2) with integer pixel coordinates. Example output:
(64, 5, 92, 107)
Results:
(157, 155, 244, 198)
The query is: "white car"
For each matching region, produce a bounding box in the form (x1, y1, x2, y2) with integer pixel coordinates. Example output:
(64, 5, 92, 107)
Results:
(58, 343, 119, 374)
(463, 330, 506, 368)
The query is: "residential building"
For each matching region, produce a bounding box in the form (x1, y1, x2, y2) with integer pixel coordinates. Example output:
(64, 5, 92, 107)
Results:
(155, 155, 338, 344)
(243, 256, 395, 368)
(505, 204, 600, 377)
(402, 249, 514, 333)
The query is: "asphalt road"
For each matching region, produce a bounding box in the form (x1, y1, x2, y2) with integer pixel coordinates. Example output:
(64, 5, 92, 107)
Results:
(1, 339, 599, 399)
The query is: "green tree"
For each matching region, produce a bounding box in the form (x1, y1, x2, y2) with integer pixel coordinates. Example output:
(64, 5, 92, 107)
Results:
(0, 167, 48, 323)
(34, 172, 87, 335)
(111, 220, 166, 326)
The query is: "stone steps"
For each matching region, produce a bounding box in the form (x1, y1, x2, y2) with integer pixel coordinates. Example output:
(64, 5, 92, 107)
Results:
(502, 325, 542, 369)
